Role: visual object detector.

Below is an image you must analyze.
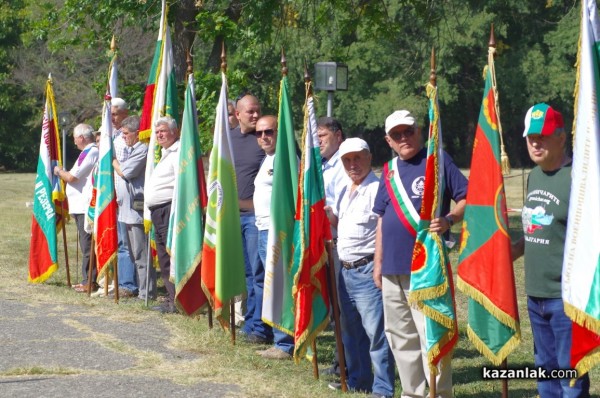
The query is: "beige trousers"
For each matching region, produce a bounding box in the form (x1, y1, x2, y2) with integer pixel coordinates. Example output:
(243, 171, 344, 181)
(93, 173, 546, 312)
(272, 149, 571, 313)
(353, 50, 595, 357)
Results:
(382, 275, 452, 398)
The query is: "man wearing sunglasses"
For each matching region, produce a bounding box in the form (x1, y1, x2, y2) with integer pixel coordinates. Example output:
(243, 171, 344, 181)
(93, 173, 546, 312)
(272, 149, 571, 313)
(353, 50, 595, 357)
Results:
(230, 93, 267, 341)
(251, 115, 297, 359)
(373, 110, 467, 397)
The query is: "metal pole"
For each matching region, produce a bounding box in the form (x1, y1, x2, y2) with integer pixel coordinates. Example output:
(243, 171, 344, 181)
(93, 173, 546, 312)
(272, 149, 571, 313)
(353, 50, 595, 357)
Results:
(327, 91, 334, 117)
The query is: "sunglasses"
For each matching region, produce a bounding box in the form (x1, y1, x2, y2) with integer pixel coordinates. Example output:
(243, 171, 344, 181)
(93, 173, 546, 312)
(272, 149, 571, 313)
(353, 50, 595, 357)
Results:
(255, 129, 275, 137)
(388, 128, 416, 140)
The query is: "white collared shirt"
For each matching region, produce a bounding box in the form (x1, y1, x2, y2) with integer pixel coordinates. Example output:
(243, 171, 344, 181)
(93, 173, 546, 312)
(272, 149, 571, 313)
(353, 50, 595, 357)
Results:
(335, 171, 380, 262)
(322, 150, 349, 208)
(144, 140, 180, 208)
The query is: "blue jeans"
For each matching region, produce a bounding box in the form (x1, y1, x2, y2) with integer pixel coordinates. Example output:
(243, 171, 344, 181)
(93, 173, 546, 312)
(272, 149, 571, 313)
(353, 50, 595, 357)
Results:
(251, 230, 277, 341)
(117, 221, 138, 293)
(528, 297, 590, 398)
(338, 261, 395, 397)
(240, 214, 259, 335)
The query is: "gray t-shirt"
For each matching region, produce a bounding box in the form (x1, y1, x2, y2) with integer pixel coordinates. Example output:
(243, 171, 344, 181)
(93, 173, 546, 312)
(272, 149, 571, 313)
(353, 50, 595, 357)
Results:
(230, 126, 265, 211)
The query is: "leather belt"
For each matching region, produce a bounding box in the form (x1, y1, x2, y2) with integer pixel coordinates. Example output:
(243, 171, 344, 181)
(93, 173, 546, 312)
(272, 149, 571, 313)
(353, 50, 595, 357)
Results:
(341, 254, 374, 270)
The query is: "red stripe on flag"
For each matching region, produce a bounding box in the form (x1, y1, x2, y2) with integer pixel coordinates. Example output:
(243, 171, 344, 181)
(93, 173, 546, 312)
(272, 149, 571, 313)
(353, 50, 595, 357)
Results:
(96, 198, 118, 276)
(177, 265, 207, 315)
(28, 216, 57, 282)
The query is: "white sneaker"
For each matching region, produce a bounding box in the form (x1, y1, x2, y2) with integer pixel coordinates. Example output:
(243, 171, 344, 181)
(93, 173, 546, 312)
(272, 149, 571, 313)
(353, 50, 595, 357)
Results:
(91, 284, 114, 298)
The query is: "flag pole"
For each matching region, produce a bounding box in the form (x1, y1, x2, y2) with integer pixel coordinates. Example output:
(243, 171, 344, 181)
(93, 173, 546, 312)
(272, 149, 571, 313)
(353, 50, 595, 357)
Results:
(302, 60, 325, 380)
(196, 45, 212, 328)
(61, 197, 71, 287)
(325, 240, 348, 392)
(428, 46, 437, 398)
(488, 24, 510, 176)
(144, 238, 151, 307)
(489, 24, 509, 398)
(87, 234, 96, 297)
(76, 228, 80, 283)
(220, 42, 237, 344)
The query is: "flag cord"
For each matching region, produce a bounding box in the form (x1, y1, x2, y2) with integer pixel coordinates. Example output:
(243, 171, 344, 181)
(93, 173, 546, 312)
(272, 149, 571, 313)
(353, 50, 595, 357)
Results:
(488, 47, 511, 175)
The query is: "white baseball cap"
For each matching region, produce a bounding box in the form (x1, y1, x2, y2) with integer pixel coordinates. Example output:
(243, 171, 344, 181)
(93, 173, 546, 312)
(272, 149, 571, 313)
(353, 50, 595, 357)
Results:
(339, 137, 370, 158)
(385, 110, 416, 134)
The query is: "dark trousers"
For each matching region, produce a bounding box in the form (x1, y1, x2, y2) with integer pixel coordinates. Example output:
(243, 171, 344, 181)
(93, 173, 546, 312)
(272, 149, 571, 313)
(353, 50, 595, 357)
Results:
(73, 214, 96, 284)
(150, 203, 175, 306)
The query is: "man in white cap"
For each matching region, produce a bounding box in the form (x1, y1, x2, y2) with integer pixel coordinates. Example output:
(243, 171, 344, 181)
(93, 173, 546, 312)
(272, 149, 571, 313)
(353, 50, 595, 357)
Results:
(373, 110, 467, 397)
(512, 103, 590, 396)
(326, 138, 395, 398)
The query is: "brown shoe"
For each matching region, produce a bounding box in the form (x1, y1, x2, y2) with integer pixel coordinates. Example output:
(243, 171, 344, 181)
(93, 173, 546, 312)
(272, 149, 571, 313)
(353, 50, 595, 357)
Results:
(256, 347, 292, 360)
(74, 283, 99, 293)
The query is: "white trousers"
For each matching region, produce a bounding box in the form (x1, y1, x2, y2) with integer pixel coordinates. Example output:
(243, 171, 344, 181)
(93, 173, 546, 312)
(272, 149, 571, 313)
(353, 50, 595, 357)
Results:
(382, 275, 452, 398)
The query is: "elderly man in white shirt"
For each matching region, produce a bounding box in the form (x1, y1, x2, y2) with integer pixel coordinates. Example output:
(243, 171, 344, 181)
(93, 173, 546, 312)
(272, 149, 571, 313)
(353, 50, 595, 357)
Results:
(326, 138, 395, 398)
(54, 123, 99, 293)
(144, 116, 179, 313)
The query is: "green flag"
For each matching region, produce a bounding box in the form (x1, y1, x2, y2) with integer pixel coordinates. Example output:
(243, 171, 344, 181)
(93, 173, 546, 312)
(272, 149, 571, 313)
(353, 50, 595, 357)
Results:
(262, 76, 298, 335)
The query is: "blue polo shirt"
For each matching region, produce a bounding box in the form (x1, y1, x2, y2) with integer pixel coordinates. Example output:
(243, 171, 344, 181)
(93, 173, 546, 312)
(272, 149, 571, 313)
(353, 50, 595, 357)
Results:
(372, 148, 468, 275)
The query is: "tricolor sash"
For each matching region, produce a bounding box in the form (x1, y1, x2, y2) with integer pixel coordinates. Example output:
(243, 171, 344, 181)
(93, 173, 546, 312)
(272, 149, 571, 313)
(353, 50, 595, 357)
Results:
(383, 158, 420, 237)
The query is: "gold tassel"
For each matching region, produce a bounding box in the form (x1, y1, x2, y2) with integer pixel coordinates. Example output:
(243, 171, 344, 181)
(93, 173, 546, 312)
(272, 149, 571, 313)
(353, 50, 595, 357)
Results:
(489, 47, 511, 176)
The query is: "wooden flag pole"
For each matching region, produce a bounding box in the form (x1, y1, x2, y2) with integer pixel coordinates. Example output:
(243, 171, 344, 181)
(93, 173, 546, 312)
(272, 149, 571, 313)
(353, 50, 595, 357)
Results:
(325, 240, 347, 392)
(220, 42, 236, 344)
(501, 359, 508, 398)
(311, 340, 320, 380)
(185, 45, 213, 327)
(87, 234, 96, 297)
(429, 46, 437, 398)
(489, 24, 509, 398)
(76, 227, 80, 283)
(302, 61, 328, 382)
(61, 206, 71, 287)
(144, 236, 151, 307)
(230, 300, 236, 345)
(488, 24, 510, 176)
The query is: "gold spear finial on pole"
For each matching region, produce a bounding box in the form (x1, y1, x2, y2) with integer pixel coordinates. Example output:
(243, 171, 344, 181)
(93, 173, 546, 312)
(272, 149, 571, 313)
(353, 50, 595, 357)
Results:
(110, 35, 117, 53)
(281, 48, 288, 77)
(221, 41, 227, 73)
(489, 23, 496, 48)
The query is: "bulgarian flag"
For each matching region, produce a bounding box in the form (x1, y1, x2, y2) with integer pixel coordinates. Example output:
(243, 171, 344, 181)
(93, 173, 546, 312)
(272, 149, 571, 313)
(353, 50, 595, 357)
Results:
(169, 73, 208, 316)
(201, 72, 246, 327)
(94, 100, 118, 280)
(262, 75, 299, 336)
(409, 82, 457, 374)
(291, 84, 331, 362)
(28, 75, 66, 283)
(141, 0, 178, 234)
(562, 0, 600, 377)
(86, 41, 118, 232)
(457, 47, 520, 365)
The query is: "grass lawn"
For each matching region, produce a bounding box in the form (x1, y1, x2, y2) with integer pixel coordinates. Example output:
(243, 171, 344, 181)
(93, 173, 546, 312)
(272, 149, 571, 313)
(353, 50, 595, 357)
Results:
(1, 171, 598, 397)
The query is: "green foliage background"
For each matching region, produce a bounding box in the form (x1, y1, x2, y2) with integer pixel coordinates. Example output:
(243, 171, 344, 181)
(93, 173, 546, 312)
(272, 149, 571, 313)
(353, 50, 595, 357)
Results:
(1, 0, 581, 170)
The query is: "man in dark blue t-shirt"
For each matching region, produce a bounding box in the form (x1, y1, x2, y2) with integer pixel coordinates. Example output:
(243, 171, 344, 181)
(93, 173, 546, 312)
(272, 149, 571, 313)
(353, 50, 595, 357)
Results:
(230, 94, 268, 342)
(373, 110, 467, 398)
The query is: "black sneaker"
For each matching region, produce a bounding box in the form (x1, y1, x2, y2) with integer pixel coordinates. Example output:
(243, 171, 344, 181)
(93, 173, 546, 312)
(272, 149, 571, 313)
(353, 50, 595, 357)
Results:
(244, 334, 270, 344)
(322, 366, 341, 377)
(151, 303, 176, 314)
